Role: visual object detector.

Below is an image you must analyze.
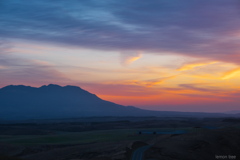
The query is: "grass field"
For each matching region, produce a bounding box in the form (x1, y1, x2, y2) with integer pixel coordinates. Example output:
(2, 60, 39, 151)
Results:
(0, 129, 149, 145)
(0, 117, 235, 160)
(0, 127, 195, 146)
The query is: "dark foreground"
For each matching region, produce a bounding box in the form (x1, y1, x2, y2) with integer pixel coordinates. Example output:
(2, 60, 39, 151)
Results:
(0, 117, 240, 160)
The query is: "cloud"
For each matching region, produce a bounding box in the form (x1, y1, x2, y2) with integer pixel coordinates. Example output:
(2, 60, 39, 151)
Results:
(1, 0, 240, 64)
(179, 83, 223, 93)
(0, 65, 7, 69)
(108, 75, 178, 88)
(144, 75, 178, 87)
(120, 51, 142, 66)
(0, 56, 71, 87)
(0, 39, 12, 54)
(177, 61, 218, 71)
(221, 67, 240, 80)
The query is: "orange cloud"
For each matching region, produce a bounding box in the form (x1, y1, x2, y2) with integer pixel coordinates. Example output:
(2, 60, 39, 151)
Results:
(145, 75, 178, 87)
(118, 75, 178, 87)
(177, 61, 218, 71)
(126, 55, 142, 65)
(221, 67, 240, 80)
(121, 51, 142, 66)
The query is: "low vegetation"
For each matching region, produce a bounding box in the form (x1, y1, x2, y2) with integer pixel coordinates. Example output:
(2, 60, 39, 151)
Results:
(0, 117, 239, 160)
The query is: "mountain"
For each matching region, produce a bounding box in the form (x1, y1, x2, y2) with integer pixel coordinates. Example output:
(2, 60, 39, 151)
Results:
(0, 84, 236, 120)
(0, 84, 141, 120)
(225, 110, 240, 114)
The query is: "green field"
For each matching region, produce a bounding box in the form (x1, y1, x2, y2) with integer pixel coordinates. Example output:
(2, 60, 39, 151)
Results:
(0, 127, 196, 146)
(0, 129, 148, 145)
(0, 128, 194, 145)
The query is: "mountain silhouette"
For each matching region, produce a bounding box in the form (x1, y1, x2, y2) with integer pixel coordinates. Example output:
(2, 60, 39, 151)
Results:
(0, 84, 235, 120)
(0, 84, 142, 119)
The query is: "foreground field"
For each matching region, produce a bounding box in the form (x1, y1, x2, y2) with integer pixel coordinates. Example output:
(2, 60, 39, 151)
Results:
(0, 129, 154, 145)
(0, 117, 239, 160)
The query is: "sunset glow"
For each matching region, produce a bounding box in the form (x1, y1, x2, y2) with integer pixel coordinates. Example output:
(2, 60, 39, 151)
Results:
(1, 0, 240, 112)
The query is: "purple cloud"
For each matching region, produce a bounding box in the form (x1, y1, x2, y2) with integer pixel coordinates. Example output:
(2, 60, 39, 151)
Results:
(0, 0, 240, 63)
(0, 56, 71, 87)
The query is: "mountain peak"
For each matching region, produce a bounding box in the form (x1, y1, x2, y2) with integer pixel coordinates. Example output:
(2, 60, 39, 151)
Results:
(1, 85, 36, 92)
(48, 84, 61, 87)
(40, 84, 83, 90)
(40, 84, 62, 88)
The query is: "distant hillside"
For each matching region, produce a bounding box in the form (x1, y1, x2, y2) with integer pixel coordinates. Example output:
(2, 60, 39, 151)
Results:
(0, 84, 236, 120)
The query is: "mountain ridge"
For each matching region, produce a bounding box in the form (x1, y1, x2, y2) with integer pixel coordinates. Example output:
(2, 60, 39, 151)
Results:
(0, 84, 238, 120)
(0, 84, 142, 120)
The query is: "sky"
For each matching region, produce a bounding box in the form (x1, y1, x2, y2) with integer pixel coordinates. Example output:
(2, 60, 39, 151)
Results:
(1, 0, 240, 112)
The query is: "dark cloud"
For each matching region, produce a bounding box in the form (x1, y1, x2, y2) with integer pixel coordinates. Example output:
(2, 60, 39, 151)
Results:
(1, 0, 240, 63)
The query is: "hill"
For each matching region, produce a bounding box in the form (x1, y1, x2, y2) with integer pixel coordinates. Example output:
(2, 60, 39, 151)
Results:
(0, 84, 143, 120)
(0, 84, 235, 120)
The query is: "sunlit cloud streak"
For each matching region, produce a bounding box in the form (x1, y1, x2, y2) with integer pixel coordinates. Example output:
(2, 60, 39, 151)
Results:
(108, 74, 179, 88)
(177, 61, 218, 71)
(120, 51, 142, 66)
(144, 75, 179, 87)
(221, 68, 240, 80)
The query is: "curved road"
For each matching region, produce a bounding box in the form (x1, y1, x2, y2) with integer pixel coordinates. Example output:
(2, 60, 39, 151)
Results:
(131, 145, 151, 160)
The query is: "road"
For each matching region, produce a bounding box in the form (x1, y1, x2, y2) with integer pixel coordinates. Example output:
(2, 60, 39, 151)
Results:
(131, 145, 151, 160)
